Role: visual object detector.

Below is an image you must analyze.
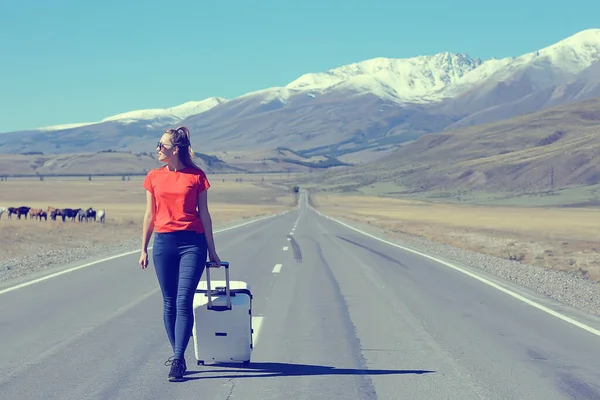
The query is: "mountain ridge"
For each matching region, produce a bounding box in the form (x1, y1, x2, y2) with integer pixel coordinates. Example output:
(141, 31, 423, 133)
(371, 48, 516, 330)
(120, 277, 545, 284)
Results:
(12, 28, 600, 134)
(33, 97, 227, 132)
(1, 28, 600, 170)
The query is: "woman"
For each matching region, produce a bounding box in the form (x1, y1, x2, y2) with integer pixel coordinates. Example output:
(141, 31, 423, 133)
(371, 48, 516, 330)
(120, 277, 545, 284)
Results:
(139, 126, 221, 382)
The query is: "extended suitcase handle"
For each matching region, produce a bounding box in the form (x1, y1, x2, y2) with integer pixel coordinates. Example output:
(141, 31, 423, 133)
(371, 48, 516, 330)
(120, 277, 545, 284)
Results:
(206, 261, 229, 269)
(205, 261, 232, 311)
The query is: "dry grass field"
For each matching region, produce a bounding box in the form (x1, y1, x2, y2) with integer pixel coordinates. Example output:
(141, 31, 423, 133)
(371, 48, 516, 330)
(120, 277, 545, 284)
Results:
(311, 193, 600, 282)
(0, 174, 297, 261)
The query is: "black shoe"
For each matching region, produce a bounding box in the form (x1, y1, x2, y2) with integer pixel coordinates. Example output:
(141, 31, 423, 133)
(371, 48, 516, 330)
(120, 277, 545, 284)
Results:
(165, 356, 187, 372)
(165, 356, 187, 382)
(167, 359, 186, 382)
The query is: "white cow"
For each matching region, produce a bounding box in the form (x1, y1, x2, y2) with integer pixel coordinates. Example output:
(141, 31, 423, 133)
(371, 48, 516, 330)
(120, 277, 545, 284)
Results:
(97, 209, 106, 224)
(0, 207, 6, 220)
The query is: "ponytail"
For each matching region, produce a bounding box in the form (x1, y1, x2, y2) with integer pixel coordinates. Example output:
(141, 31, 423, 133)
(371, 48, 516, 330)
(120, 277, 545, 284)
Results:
(166, 126, 201, 169)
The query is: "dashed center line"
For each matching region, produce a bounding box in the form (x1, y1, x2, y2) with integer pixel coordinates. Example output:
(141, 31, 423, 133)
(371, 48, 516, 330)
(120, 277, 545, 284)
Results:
(283, 246, 289, 251)
(289, 232, 294, 235)
(272, 264, 282, 273)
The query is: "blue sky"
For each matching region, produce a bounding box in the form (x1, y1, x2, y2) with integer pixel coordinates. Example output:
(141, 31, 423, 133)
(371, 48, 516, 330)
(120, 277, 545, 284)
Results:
(1, 0, 598, 132)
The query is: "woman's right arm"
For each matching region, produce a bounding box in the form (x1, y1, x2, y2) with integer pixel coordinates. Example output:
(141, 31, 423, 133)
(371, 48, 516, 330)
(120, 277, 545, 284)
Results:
(141, 190, 155, 252)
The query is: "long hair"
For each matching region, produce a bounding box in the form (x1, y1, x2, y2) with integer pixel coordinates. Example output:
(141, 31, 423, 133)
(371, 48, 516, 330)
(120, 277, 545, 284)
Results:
(165, 126, 201, 169)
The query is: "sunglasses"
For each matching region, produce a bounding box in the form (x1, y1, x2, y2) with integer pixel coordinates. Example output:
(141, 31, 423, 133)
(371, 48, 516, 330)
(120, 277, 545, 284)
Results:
(157, 141, 173, 150)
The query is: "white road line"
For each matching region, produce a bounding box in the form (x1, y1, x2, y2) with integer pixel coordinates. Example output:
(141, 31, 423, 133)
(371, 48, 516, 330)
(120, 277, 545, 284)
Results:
(0, 212, 289, 296)
(272, 264, 282, 273)
(310, 206, 600, 338)
(283, 246, 289, 251)
(287, 238, 291, 241)
(289, 232, 294, 235)
(252, 316, 264, 347)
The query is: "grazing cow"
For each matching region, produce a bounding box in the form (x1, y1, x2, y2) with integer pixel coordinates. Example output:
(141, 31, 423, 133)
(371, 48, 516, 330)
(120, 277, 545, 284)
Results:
(50, 208, 61, 221)
(97, 209, 105, 224)
(9, 206, 31, 219)
(29, 208, 47, 221)
(84, 207, 96, 222)
(18, 206, 31, 219)
(60, 208, 81, 222)
(0, 207, 6, 220)
(76, 208, 96, 222)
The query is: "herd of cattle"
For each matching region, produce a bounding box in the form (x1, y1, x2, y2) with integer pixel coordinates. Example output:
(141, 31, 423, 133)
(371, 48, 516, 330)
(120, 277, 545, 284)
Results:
(0, 206, 106, 223)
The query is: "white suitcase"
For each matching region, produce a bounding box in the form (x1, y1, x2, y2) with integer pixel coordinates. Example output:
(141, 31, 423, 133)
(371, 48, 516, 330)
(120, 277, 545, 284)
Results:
(191, 261, 253, 366)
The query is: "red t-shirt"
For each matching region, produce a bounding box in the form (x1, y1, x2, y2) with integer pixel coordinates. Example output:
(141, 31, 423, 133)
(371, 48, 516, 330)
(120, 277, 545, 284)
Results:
(142, 166, 211, 233)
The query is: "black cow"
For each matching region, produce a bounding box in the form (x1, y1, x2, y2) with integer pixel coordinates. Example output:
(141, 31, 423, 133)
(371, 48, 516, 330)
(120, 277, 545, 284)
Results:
(60, 208, 81, 222)
(8, 206, 31, 219)
(77, 208, 96, 222)
(50, 209, 62, 221)
(84, 207, 96, 222)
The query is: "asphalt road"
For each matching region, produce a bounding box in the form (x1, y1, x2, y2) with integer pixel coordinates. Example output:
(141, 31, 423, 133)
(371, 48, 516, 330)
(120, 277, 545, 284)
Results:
(1, 192, 600, 399)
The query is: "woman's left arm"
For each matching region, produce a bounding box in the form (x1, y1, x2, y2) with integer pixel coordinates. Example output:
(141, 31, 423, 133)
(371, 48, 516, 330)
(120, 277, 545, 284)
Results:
(197, 189, 220, 266)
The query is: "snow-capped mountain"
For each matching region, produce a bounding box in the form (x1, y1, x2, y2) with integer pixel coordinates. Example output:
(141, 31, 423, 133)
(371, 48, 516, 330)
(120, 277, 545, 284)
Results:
(237, 29, 600, 108)
(227, 52, 485, 109)
(178, 29, 600, 153)
(37, 97, 226, 131)
(443, 59, 600, 130)
(443, 29, 600, 96)
(2, 29, 600, 159)
(100, 97, 227, 125)
(435, 29, 600, 114)
(284, 52, 484, 102)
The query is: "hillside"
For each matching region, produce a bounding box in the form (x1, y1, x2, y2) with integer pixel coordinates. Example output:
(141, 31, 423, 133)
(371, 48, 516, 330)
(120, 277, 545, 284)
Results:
(0, 148, 350, 176)
(309, 97, 600, 198)
(0, 151, 241, 177)
(2, 29, 600, 167)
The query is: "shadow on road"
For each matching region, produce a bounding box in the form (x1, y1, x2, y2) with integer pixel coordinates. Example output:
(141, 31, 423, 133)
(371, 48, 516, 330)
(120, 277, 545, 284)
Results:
(183, 362, 435, 380)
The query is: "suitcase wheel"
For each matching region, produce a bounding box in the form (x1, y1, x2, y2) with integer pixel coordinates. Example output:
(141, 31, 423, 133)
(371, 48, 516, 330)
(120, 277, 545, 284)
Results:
(197, 360, 205, 366)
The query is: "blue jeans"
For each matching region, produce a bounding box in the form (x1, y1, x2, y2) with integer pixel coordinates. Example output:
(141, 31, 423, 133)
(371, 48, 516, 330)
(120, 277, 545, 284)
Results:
(152, 230, 208, 360)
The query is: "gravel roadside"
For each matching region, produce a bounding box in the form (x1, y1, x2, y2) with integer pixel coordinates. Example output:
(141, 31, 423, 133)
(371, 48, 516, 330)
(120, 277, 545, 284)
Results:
(0, 238, 142, 284)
